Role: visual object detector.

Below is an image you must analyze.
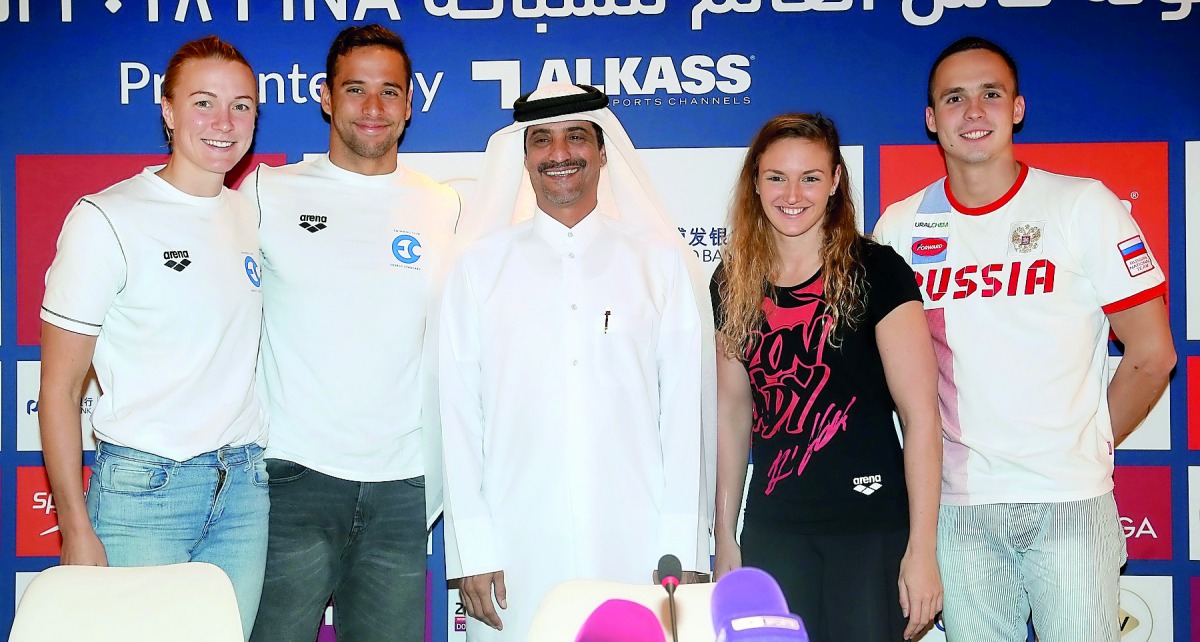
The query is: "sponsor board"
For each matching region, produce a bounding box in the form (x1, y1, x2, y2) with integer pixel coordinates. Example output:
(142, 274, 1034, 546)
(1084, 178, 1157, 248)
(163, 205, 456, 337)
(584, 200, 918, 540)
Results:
(16, 360, 100, 451)
(15, 466, 91, 557)
(449, 593, 466, 641)
(316, 604, 335, 642)
(14, 572, 40, 611)
(1191, 356, 1200, 450)
(1192, 577, 1200, 642)
(1186, 141, 1199, 339)
(1118, 575, 1173, 642)
(1112, 466, 1171, 560)
(14, 153, 285, 345)
(1111, 356, 1170, 451)
(1190, 467, 1200, 560)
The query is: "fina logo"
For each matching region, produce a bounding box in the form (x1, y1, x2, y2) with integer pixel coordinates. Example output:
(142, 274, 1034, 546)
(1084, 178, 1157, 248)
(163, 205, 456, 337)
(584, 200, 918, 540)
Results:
(392, 234, 422, 264)
(245, 256, 262, 287)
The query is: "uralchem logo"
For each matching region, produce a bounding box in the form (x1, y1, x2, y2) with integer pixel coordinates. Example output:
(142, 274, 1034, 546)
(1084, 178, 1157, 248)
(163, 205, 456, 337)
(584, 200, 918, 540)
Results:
(472, 54, 752, 109)
(16, 466, 90, 557)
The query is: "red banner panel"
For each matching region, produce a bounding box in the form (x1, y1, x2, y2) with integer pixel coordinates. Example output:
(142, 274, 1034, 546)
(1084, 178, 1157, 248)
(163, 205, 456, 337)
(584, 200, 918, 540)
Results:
(15, 153, 286, 345)
(1112, 465, 1172, 560)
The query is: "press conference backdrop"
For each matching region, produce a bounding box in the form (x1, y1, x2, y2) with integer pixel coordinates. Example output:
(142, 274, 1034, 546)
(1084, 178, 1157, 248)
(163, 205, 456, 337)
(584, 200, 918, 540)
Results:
(1, 1, 1197, 640)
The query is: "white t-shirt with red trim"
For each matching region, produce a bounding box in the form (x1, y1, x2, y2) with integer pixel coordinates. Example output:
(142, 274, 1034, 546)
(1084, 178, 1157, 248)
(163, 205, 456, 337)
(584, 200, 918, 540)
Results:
(874, 164, 1165, 505)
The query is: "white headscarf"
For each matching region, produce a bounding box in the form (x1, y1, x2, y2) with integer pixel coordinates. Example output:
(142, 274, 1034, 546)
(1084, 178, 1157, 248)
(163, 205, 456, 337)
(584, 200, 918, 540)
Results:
(458, 83, 717, 532)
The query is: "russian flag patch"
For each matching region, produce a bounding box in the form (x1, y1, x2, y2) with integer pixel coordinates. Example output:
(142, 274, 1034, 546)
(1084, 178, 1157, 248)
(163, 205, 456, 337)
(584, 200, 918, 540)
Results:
(1118, 235, 1154, 277)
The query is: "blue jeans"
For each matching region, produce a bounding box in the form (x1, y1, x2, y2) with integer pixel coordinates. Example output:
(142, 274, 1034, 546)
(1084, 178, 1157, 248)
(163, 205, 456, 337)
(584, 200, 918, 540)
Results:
(249, 460, 427, 642)
(86, 441, 270, 641)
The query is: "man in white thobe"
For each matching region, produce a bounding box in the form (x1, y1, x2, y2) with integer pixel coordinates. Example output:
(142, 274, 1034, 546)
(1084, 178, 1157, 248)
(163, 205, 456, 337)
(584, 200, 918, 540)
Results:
(439, 84, 712, 641)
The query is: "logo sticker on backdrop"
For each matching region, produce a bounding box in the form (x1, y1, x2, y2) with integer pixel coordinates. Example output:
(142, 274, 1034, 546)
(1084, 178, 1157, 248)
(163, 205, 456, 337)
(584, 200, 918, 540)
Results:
(16, 467, 91, 557)
(1117, 575, 1173, 642)
(16, 360, 100, 451)
(1113, 466, 1171, 560)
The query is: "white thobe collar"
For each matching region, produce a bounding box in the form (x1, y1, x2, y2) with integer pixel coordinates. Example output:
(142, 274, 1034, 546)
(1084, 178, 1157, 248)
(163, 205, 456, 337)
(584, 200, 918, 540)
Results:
(531, 206, 604, 255)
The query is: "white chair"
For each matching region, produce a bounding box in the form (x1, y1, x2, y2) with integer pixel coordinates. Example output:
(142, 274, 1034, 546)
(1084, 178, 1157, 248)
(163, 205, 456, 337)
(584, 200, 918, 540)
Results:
(527, 579, 717, 642)
(9, 562, 244, 642)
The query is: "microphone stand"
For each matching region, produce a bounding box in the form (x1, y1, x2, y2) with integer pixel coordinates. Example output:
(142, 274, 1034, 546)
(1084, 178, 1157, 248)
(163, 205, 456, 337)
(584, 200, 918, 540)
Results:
(666, 583, 679, 642)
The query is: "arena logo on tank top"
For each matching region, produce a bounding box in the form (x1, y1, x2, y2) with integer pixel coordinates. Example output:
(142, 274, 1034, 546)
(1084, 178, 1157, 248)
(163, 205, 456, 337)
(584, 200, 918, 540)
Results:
(746, 284, 856, 495)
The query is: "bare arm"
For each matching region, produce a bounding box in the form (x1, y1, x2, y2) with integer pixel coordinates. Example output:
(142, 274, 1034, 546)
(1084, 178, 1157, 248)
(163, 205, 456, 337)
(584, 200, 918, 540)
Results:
(39, 322, 106, 566)
(876, 301, 942, 639)
(713, 336, 753, 580)
(1107, 297, 1175, 446)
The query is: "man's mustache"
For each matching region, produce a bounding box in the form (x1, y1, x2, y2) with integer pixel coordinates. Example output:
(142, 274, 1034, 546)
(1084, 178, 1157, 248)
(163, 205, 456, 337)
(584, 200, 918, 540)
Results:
(537, 159, 587, 173)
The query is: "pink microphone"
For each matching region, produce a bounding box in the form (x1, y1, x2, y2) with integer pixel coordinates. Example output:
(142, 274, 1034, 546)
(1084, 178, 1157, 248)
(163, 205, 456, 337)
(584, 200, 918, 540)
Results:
(574, 599, 666, 642)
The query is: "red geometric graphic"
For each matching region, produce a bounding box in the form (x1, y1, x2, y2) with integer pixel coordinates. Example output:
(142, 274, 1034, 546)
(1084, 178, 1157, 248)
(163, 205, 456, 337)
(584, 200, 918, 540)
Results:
(15, 152, 286, 345)
(15, 466, 92, 557)
(878, 142, 1170, 295)
(1190, 356, 1200, 449)
(1112, 465, 1172, 560)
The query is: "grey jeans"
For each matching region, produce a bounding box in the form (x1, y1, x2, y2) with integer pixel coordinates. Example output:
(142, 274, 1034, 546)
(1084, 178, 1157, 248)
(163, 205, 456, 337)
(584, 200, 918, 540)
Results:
(249, 460, 426, 642)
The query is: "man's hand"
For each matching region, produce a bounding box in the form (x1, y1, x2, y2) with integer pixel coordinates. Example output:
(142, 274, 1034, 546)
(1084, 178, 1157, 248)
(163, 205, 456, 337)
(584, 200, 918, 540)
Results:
(60, 530, 108, 567)
(460, 570, 507, 631)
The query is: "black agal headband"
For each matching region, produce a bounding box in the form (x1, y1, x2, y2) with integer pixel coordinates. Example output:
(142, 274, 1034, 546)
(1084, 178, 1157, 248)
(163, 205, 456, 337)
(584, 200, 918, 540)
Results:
(512, 84, 610, 122)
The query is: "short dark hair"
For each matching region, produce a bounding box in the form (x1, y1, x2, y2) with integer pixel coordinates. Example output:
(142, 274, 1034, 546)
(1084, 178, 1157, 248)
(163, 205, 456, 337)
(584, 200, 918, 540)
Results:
(325, 24, 411, 86)
(927, 36, 1019, 107)
(522, 122, 605, 154)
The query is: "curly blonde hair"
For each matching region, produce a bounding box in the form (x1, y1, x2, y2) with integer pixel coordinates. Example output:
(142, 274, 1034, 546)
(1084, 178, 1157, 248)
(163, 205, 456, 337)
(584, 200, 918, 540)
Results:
(718, 113, 866, 357)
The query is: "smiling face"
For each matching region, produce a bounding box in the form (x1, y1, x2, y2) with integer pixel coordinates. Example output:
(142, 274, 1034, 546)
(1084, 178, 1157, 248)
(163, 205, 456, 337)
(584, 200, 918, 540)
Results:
(756, 137, 840, 245)
(523, 120, 607, 220)
(160, 58, 257, 194)
(926, 48, 1025, 170)
(322, 45, 412, 175)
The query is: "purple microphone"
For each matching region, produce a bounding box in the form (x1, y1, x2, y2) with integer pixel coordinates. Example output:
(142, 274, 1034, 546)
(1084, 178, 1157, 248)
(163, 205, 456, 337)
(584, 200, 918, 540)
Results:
(574, 599, 666, 642)
(711, 568, 808, 641)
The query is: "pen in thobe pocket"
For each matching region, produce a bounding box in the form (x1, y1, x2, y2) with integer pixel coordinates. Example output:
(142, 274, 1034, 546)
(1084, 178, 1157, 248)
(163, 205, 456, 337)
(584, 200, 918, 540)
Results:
(604, 309, 611, 334)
